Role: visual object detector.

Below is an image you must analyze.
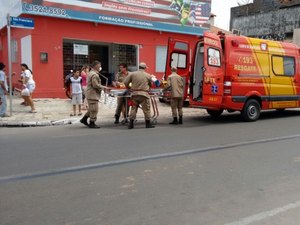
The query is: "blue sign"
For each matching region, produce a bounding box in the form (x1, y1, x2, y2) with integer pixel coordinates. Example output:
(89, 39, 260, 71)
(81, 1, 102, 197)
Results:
(22, 2, 207, 36)
(10, 16, 34, 29)
(211, 84, 218, 94)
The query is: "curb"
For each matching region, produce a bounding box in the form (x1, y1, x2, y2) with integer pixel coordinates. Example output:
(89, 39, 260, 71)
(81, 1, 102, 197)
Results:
(0, 118, 79, 128)
(0, 111, 206, 128)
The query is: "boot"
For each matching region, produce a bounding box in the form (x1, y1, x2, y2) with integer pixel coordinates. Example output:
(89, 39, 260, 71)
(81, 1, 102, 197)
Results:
(146, 120, 155, 128)
(89, 121, 100, 129)
(128, 119, 134, 129)
(114, 115, 120, 124)
(169, 117, 178, 125)
(80, 116, 89, 127)
(179, 116, 183, 125)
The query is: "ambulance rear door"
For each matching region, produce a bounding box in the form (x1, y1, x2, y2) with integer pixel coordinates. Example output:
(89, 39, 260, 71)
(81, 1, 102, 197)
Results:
(201, 32, 225, 105)
(165, 38, 190, 99)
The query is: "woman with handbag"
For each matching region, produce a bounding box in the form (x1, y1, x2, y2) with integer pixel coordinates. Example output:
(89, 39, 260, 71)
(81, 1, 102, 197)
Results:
(21, 63, 36, 113)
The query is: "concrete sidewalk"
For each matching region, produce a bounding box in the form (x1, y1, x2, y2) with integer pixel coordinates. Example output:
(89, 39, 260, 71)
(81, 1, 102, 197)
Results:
(0, 96, 205, 127)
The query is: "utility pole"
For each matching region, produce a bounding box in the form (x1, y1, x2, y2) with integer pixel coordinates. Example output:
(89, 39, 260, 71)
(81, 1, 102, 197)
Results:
(7, 13, 12, 116)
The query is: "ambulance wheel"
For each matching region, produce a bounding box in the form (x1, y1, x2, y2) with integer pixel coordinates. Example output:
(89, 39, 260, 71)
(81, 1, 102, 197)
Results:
(206, 109, 223, 118)
(241, 99, 261, 122)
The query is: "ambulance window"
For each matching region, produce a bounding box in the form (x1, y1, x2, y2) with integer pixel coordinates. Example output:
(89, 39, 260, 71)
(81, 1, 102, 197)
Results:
(284, 57, 295, 76)
(272, 56, 295, 76)
(171, 52, 187, 69)
(174, 42, 188, 51)
(208, 48, 221, 67)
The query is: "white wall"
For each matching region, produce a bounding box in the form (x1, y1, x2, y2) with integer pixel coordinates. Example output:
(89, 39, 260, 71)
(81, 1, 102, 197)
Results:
(21, 35, 32, 70)
(293, 29, 300, 47)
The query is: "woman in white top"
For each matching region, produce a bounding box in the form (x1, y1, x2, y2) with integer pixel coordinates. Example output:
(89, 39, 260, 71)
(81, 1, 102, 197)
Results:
(21, 63, 36, 113)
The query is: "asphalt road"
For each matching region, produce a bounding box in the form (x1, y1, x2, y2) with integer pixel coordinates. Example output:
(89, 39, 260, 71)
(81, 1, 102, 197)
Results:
(1, 110, 300, 225)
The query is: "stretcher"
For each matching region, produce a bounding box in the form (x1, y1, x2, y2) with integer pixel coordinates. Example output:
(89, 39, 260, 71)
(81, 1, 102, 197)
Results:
(108, 88, 163, 124)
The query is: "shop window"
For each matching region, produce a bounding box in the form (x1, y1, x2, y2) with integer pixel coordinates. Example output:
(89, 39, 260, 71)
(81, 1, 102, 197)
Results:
(272, 55, 295, 76)
(112, 44, 137, 72)
(63, 40, 138, 83)
(63, 41, 89, 77)
(156, 46, 167, 72)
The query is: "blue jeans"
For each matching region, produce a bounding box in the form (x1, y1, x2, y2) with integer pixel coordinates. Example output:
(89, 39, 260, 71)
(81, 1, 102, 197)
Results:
(0, 92, 7, 116)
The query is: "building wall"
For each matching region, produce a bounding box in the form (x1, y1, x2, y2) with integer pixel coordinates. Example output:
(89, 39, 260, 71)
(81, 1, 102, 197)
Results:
(0, 15, 200, 98)
(293, 28, 300, 46)
(230, 0, 300, 40)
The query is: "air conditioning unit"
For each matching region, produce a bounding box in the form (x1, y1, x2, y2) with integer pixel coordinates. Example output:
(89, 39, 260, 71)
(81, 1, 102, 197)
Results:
(232, 29, 241, 36)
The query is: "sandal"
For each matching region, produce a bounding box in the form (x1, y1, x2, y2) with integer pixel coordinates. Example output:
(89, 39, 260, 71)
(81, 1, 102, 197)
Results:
(21, 101, 28, 106)
(29, 110, 37, 113)
(70, 113, 75, 116)
(78, 112, 82, 116)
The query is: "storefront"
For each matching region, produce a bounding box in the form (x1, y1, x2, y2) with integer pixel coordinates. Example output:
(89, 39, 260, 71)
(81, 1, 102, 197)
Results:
(0, 0, 211, 98)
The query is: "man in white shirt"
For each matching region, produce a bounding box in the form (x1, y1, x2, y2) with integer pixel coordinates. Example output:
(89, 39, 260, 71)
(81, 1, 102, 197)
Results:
(0, 62, 8, 117)
(69, 69, 83, 116)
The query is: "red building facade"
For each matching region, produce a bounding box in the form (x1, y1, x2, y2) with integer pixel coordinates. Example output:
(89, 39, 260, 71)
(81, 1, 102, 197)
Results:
(0, 0, 210, 98)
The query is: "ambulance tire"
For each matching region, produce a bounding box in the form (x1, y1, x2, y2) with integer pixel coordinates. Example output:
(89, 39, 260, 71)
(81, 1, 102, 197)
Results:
(241, 99, 261, 122)
(206, 109, 224, 118)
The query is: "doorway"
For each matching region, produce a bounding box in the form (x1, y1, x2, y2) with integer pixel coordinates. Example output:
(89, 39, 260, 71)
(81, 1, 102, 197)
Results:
(63, 40, 138, 84)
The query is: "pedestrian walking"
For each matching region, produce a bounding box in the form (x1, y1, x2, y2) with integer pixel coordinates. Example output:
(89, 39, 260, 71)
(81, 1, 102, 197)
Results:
(20, 63, 36, 113)
(123, 62, 155, 129)
(80, 60, 103, 128)
(113, 63, 130, 124)
(70, 69, 83, 116)
(163, 67, 184, 124)
(0, 62, 9, 117)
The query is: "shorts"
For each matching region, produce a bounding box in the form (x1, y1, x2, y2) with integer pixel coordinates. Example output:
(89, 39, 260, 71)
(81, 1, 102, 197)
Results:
(72, 93, 82, 105)
(27, 83, 36, 93)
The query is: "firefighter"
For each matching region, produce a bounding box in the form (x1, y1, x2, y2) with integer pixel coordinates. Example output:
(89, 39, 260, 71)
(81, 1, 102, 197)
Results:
(113, 63, 130, 124)
(123, 62, 155, 129)
(80, 60, 103, 128)
(163, 67, 184, 125)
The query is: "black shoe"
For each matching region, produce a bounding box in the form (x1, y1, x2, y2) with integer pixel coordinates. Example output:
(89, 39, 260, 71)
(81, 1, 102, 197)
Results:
(128, 119, 134, 129)
(114, 115, 120, 124)
(80, 116, 89, 127)
(146, 120, 155, 128)
(89, 121, 100, 129)
(178, 116, 183, 125)
(169, 117, 178, 125)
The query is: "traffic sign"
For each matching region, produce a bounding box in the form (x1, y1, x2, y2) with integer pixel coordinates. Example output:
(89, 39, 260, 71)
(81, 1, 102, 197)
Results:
(10, 17, 34, 29)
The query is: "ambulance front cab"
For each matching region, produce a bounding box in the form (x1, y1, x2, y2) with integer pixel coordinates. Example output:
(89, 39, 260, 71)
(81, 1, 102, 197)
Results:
(223, 36, 300, 121)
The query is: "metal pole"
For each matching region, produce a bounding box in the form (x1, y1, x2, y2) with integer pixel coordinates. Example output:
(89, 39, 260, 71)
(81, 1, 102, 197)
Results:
(7, 14, 12, 116)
